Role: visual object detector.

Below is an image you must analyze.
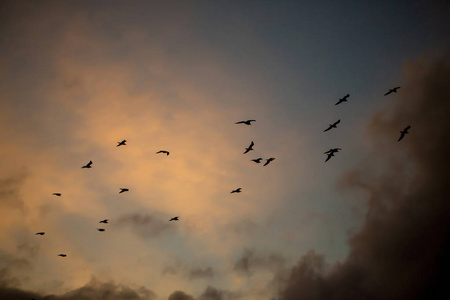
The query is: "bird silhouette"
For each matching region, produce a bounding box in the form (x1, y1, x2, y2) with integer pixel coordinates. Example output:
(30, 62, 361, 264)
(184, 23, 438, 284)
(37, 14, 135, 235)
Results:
(231, 188, 242, 193)
(117, 140, 127, 147)
(324, 148, 341, 162)
(264, 158, 275, 166)
(97, 228, 105, 232)
(52, 193, 61, 196)
(99, 219, 109, 224)
(235, 120, 256, 125)
(169, 216, 179, 221)
(335, 94, 349, 105)
(384, 87, 401, 96)
(251, 158, 263, 163)
(57, 254, 67, 257)
(323, 119, 341, 132)
(82, 160, 93, 168)
(156, 150, 170, 156)
(35, 232, 45, 235)
(398, 125, 411, 142)
(243, 141, 254, 154)
(119, 188, 129, 194)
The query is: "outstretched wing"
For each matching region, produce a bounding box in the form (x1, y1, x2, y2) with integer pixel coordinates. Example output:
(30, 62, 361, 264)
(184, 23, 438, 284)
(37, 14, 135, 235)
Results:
(334, 119, 341, 125)
(384, 90, 392, 96)
(398, 133, 405, 142)
(87, 160, 92, 167)
(235, 121, 245, 124)
(323, 125, 332, 132)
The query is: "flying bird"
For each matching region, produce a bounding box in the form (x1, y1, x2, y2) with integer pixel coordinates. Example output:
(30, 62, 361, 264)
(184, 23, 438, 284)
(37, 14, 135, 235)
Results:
(384, 87, 401, 96)
(323, 119, 341, 132)
(156, 150, 170, 156)
(335, 94, 349, 105)
(324, 148, 341, 162)
(99, 219, 109, 224)
(82, 160, 93, 168)
(117, 140, 127, 147)
(243, 141, 254, 154)
(231, 188, 242, 193)
(52, 193, 61, 196)
(398, 125, 411, 142)
(119, 188, 129, 194)
(264, 157, 275, 166)
(57, 254, 67, 257)
(97, 228, 105, 232)
(169, 216, 179, 221)
(35, 232, 45, 235)
(251, 158, 263, 163)
(235, 120, 256, 125)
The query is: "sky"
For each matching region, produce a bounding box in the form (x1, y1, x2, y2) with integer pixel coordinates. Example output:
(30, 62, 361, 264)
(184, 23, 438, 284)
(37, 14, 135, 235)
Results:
(0, 1, 449, 299)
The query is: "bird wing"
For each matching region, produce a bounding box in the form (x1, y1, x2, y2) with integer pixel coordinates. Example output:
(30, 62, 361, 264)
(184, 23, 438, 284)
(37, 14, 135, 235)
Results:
(235, 121, 245, 124)
(249, 141, 254, 148)
(263, 161, 269, 166)
(323, 126, 332, 132)
(248, 120, 256, 122)
(87, 160, 92, 167)
(335, 119, 341, 125)
(325, 154, 333, 162)
(335, 100, 342, 105)
(344, 94, 350, 99)
(405, 125, 411, 130)
(394, 87, 401, 90)
(398, 133, 405, 142)
(384, 90, 392, 96)
(243, 148, 250, 154)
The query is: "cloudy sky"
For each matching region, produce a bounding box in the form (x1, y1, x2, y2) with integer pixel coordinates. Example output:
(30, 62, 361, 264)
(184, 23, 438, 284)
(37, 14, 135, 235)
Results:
(0, 1, 449, 299)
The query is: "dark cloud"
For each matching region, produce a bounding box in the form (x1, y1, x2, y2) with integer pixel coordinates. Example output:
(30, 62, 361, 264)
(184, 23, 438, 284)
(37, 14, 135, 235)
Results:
(188, 267, 214, 280)
(114, 213, 174, 238)
(0, 278, 156, 300)
(277, 53, 450, 299)
(0, 174, 27, 211)
(198, 286, 240, 300)
(168, 291, 195, 300)
(233, 249, 286, 276)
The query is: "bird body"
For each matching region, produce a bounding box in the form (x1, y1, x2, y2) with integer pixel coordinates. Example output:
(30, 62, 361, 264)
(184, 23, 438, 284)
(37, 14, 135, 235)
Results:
(156, 150, 170, 156)
(335, 94, 349, 105)
(398, 125, 411, 142)
(231, 188, 242, 193)
(384, 87, 401, 96)
(52, 193, 61, 196)
(169, 216, 179, 221)
(324, 148, 341, 162)
(97, 228, 105, 232)
(243, 141, 254, 154)
(57, 254, 67, 257)
(99, 219, 109, 224)
(117, 140, 127, 147)
(264, 157, 275, 166)
(251, 158, 262, 163)
(35, 232, 45, 235)
(235, 120, 256, 125)
(82, 160, 93, 168)
(323, 119, 341, 132)
(119, 188, 129, 194)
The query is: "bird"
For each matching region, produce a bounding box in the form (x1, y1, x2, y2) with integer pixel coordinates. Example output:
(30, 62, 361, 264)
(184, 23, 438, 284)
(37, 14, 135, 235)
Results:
(117, 140, 127, 147)
(57, 254, 67, 257)
(156, 150, 170, 156)
(324, 148, 341, 162)
(97, 228, 105, 232)
(264, 157, 275, 166)
(335, 94, 349, 105)
(82, 160, 93, 168)
(251, 158, 263, 163)
(169, 216, 179, 221)
(119, 188, 129, 194)
(52, 193, 61, 196)
(235, 120, 256, 125)
(231, 188, 242, 193)
(323, 119, 341, 132)
(384, 87, 401, 96)
(243, 141, 254, 154)
(35, 232, 45, 235)
(99, 219, 109, 224)
(398, 125, 411, 142)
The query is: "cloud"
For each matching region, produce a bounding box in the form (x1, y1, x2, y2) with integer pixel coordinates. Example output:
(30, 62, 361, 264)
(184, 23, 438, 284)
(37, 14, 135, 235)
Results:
(233, 249, 286, 276)
(0, 278, 156, 300)
(113, 213, 175, 239)
(168, 291, 195, 300)
(188, 267, 214, 280)
(276, 52, 450, 299)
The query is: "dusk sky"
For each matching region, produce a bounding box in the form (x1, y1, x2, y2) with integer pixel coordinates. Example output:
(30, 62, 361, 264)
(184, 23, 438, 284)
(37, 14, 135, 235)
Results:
(1, 1, 449, 299)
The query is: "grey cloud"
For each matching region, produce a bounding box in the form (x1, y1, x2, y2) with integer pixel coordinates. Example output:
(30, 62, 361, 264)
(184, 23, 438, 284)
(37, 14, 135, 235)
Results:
(0, 174, 27, 212)
(114, 213, 174, 238)
(168, 291, 195, 300)
(198, 286, 241, 300)
(276, 53, 450, 299)
(188, 267, 214, 280)
(233, 249, 286, 276)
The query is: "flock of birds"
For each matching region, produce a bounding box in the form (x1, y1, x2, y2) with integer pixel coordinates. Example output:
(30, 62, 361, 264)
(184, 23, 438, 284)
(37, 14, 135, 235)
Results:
(324, 86, 410, 162)
(35, 86, 409, 259)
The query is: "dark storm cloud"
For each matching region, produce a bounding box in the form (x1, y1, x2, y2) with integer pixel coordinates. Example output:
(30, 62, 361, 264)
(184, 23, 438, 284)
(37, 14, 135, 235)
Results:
(276, 53, 450, 299)
(233, 249, 286, 275)
(168, 290, 195, 300)
(0, 278, 156, 300)
(114, 213, 174, 238)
